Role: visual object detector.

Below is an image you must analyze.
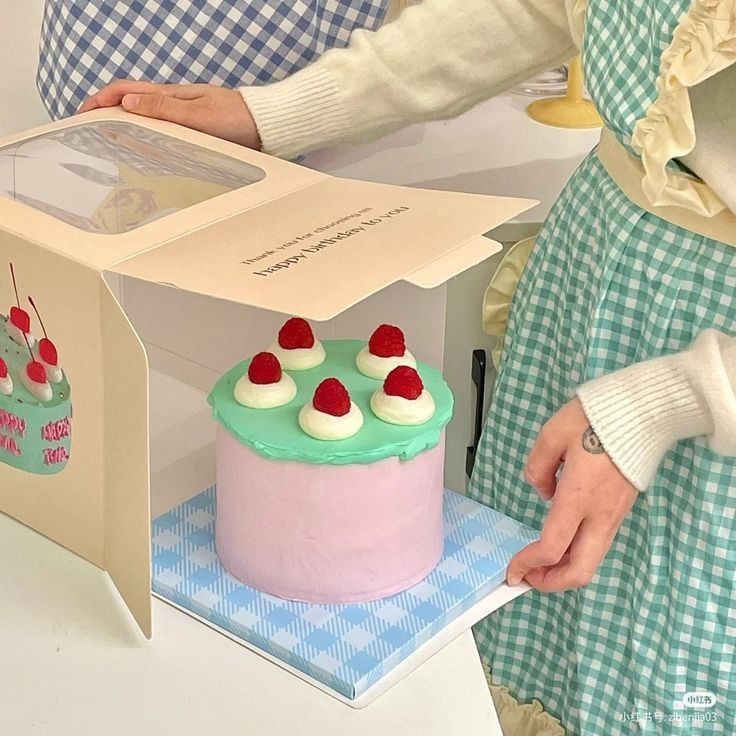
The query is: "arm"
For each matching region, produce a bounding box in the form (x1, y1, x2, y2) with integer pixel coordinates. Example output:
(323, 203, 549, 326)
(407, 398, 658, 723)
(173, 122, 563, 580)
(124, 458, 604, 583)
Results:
(577, 328, 736, 490)
(241, 0, 576, 158)
(506, 329, 736, 592)
(505, 80, 735, 589)
(595, 66, 736, 486)
(585, 66, 736, 489)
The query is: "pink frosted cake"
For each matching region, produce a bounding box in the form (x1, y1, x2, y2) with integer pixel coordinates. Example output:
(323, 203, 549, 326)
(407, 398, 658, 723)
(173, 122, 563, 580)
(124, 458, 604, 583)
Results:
(208, 320, 453, 604)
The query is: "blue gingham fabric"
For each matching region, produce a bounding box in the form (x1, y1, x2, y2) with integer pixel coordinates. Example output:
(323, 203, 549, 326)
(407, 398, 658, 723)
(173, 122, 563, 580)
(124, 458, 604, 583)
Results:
(38, 0, 391, 120)
(152, 487, 538, 699)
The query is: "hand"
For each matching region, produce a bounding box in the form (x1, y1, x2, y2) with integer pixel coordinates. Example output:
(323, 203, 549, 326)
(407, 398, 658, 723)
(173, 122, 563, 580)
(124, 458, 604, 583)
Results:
(79, 81, 262, 150)
(506, 398, 638, 592)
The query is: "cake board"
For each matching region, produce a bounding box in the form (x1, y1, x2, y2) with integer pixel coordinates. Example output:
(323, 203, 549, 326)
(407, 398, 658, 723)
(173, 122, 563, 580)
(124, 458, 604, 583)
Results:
(152, 487, 539, 707)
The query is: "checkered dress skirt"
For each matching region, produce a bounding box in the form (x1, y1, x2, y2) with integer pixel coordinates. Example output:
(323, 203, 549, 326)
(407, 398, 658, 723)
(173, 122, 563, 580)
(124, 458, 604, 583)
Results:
(37, 0, 390, 120)
(469, 1, 736, 734)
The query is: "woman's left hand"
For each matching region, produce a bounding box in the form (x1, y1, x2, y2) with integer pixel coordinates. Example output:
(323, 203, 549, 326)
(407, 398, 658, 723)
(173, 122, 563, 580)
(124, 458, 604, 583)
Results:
(78, 81, 262, 149)
(506, 398, 639, 592)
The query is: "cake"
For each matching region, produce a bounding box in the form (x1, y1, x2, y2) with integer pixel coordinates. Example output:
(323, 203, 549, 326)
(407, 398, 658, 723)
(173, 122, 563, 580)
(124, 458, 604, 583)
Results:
(208, 319, 453, 604)
(0, 265, 72, 475)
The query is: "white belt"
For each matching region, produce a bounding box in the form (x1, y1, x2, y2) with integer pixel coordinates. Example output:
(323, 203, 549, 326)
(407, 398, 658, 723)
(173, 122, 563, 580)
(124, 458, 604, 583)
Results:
(597, 127, 736, 247)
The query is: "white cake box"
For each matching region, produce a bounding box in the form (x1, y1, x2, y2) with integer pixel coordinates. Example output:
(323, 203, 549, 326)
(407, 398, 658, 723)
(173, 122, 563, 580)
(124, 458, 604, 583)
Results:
(0, 107, 533, 642)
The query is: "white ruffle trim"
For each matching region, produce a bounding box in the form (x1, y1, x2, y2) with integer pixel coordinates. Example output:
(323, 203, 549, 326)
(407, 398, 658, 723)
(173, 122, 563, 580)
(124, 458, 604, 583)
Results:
(631, 0, 736, 215)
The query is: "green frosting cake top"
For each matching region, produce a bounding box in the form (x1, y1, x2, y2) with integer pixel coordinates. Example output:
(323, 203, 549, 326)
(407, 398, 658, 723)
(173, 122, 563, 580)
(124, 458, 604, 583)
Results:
(0, 315, 71, 410)
(208, 339, 453, 465)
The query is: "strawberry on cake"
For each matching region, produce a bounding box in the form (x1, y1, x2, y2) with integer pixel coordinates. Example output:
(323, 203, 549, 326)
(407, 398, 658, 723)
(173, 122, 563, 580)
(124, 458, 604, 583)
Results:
(371, 365, 436, 425)
(298, 378, 364, 440)
(233, 352, 296, 409)
(208, 318, 453, 604)
(268, 316, 326, 370)
(356, 323, 416, 379)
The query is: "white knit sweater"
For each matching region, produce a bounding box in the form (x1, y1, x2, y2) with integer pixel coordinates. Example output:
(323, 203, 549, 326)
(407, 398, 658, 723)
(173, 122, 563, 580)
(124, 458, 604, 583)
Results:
(240, 0, 736, 490)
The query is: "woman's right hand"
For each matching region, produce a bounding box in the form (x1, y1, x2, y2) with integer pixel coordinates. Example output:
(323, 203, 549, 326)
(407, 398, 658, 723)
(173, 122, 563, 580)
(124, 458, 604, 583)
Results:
(79, 81, 262, 150)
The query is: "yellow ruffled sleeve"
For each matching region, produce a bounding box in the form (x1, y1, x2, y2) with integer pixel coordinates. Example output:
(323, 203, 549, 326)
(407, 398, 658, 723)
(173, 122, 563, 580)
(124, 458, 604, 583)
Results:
(631, 0, 736, 215)
(482, 237, 537, 369)
(487, 668, 567, 736)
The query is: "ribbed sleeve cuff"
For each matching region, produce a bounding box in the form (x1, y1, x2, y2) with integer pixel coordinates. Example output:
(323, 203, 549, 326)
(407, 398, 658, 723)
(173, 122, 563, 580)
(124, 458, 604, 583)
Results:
(239, 65, 351, 159)
(576, 354, 711, 491)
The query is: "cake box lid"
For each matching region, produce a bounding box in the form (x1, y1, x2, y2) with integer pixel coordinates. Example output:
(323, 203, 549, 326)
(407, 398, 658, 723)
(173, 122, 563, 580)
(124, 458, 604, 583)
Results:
(0, 108, 535, 320)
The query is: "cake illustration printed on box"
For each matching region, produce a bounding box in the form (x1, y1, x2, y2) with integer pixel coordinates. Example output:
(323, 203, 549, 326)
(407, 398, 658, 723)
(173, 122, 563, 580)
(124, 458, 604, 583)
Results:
(0, 264, 72, 475)
(209, 319, 453, 605)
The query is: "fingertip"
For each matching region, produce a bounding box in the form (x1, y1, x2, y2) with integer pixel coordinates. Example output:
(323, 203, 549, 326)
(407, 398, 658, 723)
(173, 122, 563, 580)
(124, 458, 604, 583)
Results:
(506, 554, 527, 587)
(507, 572, 523, 586)
(121, 94, 140, 111)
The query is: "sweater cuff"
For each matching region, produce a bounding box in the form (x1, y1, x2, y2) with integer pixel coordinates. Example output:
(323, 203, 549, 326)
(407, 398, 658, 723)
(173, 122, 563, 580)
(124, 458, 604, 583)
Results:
(576, 354, 711, 491)
(239, 65, 351, 159)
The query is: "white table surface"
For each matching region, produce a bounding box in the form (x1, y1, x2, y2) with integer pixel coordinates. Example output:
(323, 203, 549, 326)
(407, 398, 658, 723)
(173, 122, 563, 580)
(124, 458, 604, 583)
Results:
(0, 506, 530, 735)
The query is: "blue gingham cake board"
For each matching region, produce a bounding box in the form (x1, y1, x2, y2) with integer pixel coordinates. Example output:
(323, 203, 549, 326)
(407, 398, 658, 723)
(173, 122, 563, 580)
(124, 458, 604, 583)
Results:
(152, 487, 538, 700)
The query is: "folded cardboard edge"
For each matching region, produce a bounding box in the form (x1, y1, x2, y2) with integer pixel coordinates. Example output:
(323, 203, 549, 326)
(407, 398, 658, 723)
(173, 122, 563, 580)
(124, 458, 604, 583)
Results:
(404, 234, 504, 288)
(101, 279, 153, 638)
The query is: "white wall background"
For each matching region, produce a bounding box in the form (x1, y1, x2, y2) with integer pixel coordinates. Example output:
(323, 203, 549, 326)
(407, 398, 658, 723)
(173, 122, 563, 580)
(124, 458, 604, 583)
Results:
(0, 1, 49, 137)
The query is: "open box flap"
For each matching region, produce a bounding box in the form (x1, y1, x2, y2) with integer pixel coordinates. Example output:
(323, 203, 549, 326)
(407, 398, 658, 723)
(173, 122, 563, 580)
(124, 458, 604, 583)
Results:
(0, 108, 534, 288)
(101, 281, 152, 638)
(108, 177, 535, 321)
(0, 231, 152, 637)
(0, 236, 107, 578)
(405, 234, 504, 289)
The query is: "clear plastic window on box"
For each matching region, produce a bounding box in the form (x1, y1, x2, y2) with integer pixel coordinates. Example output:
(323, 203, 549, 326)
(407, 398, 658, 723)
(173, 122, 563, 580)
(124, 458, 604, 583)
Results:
(0, 121, 265, 234)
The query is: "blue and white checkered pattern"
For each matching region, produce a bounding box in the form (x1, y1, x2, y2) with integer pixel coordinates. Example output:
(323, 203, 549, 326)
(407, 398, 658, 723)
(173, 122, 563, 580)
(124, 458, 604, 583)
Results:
(38, 0, 391, 120)
(152, 487, 538, 699)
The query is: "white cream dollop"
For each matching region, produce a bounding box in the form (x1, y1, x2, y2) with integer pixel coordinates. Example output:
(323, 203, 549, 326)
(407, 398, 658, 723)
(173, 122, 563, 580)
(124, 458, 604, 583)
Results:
(356, 346, 416, 380)
(298, 401, 364, 440)
(6, 322, 36, 349)
(268, 340, 326, 370)
(34, 350, 63, 384)
(370, 389, 436, 425)
(22, 372, 52, 403)
(0, 374, 13, 396)
(234, 373, 297, 409)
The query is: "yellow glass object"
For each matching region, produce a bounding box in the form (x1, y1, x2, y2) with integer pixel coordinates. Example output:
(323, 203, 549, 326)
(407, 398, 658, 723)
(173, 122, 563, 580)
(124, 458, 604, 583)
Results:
(526, 57, 603, 129)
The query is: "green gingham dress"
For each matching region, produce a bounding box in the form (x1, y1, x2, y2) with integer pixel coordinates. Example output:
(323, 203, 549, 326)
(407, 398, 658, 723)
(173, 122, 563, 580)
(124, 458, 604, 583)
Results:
(468, 1, 736, 734)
